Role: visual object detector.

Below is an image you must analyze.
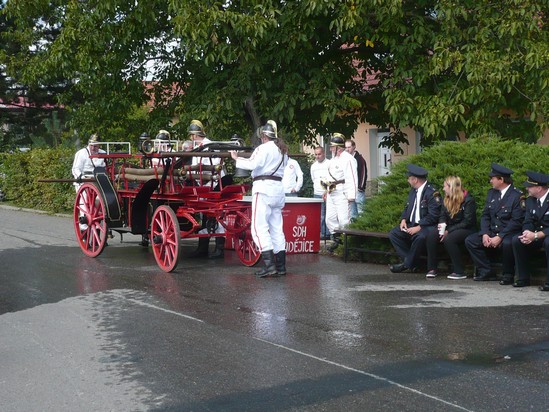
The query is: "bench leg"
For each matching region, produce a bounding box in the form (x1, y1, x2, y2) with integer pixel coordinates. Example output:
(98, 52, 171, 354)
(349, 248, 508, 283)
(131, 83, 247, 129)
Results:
(343, 233, 348, 263)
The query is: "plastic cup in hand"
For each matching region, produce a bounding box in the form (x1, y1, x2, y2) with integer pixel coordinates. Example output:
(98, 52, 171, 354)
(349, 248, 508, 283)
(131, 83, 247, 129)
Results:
(438, 223, 447, 236)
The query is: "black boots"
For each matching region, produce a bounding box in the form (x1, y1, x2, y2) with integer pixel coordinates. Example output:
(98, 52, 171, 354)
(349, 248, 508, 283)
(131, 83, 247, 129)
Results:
(255, 250, 277, 277)
(209, 237, 225, 259)
(189, 237, 209, 258)
(327, 234, 341, 253)
(255, 250, 286, 278)
(275, 251, 286, 275)
(190, 236, 225, 259)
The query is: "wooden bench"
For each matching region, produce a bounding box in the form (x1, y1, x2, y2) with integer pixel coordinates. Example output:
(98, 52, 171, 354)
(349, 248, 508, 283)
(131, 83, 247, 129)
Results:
(334, 229, 396, 263)
(333, 228, 453, 267)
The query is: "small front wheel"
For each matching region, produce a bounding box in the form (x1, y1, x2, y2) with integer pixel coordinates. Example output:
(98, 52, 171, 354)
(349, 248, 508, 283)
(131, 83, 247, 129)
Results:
(151, 205, 180, 272)
(235, 228, 261, 267)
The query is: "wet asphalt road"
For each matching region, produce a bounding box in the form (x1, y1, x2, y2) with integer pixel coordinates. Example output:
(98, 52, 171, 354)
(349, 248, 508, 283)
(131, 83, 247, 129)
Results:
(1, 206, 548, 412)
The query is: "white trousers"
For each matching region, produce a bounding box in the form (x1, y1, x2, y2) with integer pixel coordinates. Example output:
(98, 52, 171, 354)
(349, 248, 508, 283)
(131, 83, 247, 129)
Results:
(251, 192, 286, 253)
(326, 189, 351, 234)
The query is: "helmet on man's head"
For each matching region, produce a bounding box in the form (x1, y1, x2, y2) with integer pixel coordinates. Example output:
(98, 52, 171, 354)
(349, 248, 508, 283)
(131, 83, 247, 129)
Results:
(88, 133, 99, 144)
(156, 130, 170, 140)
(261, 120, 277, 139)
(139, 132, 150, 143)
(329, 133, 345, 147)
(187, 120, 205, 137)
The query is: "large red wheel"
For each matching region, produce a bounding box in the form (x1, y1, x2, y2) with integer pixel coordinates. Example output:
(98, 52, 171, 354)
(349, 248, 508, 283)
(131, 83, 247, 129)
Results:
(228, 211, 260, 267)
(74, 183, 108, 257)
(151, 205, 180, 272)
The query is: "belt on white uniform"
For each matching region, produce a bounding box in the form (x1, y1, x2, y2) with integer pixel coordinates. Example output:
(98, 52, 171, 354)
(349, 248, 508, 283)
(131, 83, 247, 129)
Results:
(253, 175, 282, 182)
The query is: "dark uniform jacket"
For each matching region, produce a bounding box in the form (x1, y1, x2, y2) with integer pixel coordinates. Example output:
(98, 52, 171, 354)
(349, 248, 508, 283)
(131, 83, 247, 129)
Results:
(353, 151, 368, 192)
(439, 192, 477, 233)
(401, 183, 441, 227)
(480, 185, 524, 238)
(522, 195, 549, 236)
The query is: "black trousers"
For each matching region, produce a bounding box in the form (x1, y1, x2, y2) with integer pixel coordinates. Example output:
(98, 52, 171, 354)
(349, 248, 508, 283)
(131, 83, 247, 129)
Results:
(389, 225, 437, 269)
(512, 235, 549, 282)
(464, 232, 516, 275)
(426, 228, 475, 274)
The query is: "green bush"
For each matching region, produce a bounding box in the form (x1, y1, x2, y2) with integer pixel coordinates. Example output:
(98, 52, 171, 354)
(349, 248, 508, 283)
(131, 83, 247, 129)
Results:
(353, 137, 549, 232)
(0, 147, 75, 213)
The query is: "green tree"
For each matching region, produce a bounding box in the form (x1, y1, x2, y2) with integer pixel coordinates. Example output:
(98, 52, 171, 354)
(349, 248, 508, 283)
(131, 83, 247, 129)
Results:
(380, 0, 549, 146)
(2, 0, 547, 148)
(0, 2, 72, 150)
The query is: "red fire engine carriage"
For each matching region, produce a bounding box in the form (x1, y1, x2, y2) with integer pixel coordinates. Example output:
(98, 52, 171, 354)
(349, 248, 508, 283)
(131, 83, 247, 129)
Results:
(72, 139, 260, 272)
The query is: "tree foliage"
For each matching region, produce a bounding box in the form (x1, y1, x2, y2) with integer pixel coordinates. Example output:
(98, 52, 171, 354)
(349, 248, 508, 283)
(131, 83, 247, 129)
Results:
(2, 0, 547, 147)
(0, 2, 71, 150)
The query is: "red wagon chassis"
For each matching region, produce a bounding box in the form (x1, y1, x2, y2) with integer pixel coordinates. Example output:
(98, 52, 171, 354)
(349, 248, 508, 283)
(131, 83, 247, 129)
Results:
(72, 143, 260, 272)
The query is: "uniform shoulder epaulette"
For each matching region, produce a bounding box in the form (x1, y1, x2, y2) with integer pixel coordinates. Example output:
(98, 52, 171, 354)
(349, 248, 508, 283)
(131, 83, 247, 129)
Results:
(513, 187, 523, 194)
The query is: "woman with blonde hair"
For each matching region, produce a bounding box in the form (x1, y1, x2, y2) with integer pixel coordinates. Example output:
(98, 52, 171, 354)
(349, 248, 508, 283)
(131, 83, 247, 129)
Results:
(426, 176, 477, 279)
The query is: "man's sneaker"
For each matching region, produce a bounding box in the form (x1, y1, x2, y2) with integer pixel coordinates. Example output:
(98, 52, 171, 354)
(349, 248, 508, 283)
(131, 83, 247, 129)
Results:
(447, 273, 467, 280)
(426, 270, 438, 278)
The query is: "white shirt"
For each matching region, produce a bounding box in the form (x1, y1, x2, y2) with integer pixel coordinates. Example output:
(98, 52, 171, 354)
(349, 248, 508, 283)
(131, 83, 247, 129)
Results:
(538, 191, 548, 206)
(192, 137, 221, 168)
(72, 146, 106, 179)
(191, 137, 225, 184)
(310, 158, 331, 196)
(499, 184, 510, 200)
(282, 157, 304, 194)
(235, 140, 287, 196)
(412, 181, 427, 223)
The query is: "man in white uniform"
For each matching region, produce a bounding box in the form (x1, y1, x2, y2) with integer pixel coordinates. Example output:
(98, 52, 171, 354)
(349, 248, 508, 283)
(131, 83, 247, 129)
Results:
(282, 157, 303, 196)
(187, 120, 227, 259)
(230, 120, 288, 277)
(71, 133, 106, 192)
(324, 133, 357, 253)
(72, 133, 107, 232)
(310, 146, 330, 240)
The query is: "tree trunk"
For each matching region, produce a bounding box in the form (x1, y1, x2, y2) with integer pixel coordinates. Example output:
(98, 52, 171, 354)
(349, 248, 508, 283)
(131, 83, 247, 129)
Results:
(243, 96, 262, 147)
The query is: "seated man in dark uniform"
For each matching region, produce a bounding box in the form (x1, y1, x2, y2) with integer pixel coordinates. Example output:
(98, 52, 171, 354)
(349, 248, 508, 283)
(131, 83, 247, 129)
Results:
(511, 171, 549, 289)
(389, 164, 441, 274)
(465, 163, 524, 282)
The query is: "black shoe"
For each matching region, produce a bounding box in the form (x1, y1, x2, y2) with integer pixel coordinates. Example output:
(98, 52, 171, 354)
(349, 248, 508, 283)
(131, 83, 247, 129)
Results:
(473, 273, 497, 281)
(513, 280, 530, 288)
(140, 235, 149, 247)
(390, 263, 408, 273)
(499, 274, 514, 285)
(539, 283, 549, 292)
(189, 237, 210, 258)
(209, 237, 225, 259)
(275, 251, 287, 276)
(208, 249, 224, 259)
(189, 249, 209, 258)
(255, 250, 278, 278)
(327, 241, 340, 253)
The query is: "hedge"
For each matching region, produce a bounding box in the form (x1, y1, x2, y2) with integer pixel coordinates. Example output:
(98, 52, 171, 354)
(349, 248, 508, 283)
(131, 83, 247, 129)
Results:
(353, 137, 549, 233)
(1, 137, 548, 222)
(0, 147, 75, 213)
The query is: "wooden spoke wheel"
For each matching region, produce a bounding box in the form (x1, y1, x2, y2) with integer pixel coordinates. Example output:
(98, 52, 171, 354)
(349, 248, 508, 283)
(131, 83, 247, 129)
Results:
(151, 205, 180, 272)
(73, 183, 108, 257)
(228, 211, 260, 267)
